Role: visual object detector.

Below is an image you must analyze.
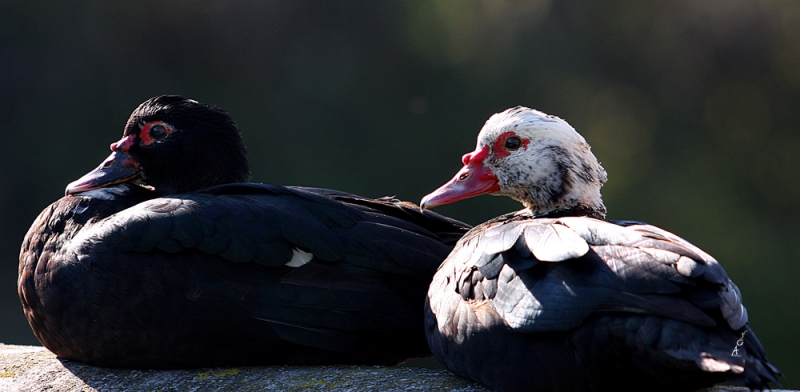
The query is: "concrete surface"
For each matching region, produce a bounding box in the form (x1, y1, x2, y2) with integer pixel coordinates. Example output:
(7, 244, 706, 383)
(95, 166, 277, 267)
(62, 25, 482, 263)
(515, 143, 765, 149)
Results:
(0, 344, 790, 391)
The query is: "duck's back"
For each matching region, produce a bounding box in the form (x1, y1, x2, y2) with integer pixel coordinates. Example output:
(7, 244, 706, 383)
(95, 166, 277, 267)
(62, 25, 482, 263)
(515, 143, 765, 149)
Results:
(20, 183, 469, 368)
(425, 214, 780, 391)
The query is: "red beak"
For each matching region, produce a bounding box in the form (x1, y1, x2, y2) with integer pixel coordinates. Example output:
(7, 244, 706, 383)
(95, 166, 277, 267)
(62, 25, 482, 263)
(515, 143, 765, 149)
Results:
(65, 135, 141, 195)
(420, 146, 500, 209)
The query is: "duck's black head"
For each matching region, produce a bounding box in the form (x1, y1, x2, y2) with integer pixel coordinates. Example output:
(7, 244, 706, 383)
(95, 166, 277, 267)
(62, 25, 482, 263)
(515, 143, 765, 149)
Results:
(66, 95, 251, 196)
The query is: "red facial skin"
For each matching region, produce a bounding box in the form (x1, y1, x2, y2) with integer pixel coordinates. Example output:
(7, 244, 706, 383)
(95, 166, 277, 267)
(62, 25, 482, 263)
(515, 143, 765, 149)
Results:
(420, 145, 500, 209)
(420, 131, 528, 209)
(491, 131, 529, 159)
(138, 121, 173, 146)
(65, 134, 140, 195)
(65, 122, 176, 195)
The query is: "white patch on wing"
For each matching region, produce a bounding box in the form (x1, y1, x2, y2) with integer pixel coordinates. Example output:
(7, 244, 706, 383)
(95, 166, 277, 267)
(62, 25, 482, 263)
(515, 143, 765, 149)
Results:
(698, 353, 743, 373)
(285, 248, 313, 267)
(524, 223, 589, 262)
(561, 281, 577, 297)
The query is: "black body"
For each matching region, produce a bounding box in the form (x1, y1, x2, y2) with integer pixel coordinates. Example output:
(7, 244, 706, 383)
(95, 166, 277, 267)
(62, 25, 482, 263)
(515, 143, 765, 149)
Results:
(19, 95, 470, 368)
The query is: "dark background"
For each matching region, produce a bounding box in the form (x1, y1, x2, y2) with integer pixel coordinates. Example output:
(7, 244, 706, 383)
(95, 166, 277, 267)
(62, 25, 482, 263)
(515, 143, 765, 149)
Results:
(2, 0, 798, 386)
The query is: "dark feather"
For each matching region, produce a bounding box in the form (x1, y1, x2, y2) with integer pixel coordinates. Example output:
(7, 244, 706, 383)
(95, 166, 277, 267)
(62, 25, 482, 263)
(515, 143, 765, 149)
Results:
(21, 183, 470, 368)
(426, 213, 781, 391)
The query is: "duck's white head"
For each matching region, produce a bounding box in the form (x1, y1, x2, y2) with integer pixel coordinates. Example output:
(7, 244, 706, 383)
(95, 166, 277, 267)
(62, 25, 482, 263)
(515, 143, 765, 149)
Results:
(421, 107, 608, 219)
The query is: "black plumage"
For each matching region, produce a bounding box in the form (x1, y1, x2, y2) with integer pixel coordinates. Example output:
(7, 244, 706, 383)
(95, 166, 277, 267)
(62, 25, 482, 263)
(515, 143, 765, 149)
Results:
(421, 107, 781, 391)
(19, 95, 470, 368)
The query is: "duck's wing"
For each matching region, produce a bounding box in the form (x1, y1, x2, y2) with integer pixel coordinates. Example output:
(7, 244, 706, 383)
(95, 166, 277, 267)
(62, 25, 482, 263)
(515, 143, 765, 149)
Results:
(74, 183, 467, 273)
(438, 215, 740, 332)
(430, 215, 780, 387)
(67, 183, 469, 358)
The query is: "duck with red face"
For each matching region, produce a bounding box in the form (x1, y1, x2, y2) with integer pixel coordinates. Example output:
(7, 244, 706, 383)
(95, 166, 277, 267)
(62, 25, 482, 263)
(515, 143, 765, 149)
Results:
(19, 95, 471, 369)
(421, 107, 781, 391)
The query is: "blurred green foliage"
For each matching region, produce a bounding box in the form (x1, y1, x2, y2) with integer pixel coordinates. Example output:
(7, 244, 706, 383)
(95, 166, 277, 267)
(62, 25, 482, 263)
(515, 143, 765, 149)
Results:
(1, 0, 798, 385)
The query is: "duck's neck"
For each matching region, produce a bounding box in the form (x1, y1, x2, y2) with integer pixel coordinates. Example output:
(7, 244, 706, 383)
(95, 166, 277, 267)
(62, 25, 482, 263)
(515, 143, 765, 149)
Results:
(521, 186, 607, 220)
(530, 204, 606, 219)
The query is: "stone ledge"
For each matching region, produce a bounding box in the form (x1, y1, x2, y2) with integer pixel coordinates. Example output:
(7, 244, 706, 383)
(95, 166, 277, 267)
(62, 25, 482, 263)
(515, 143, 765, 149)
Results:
(0, 344, 790, 391)
(0, 344, 487, 391)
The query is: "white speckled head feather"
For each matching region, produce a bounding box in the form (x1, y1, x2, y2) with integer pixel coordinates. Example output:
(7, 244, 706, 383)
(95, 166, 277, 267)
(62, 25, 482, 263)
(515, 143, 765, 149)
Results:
(477, 107, 587, 150)
(477, 107, 608, 218)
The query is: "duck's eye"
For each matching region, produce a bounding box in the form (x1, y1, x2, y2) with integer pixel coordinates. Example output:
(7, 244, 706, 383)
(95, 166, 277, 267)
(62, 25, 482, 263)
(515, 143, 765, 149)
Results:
(150, 125, 168, 139)
(504, 136, 522, 150)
